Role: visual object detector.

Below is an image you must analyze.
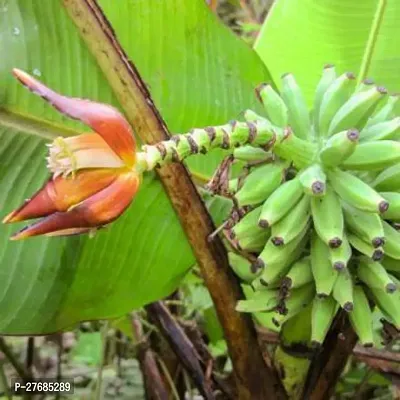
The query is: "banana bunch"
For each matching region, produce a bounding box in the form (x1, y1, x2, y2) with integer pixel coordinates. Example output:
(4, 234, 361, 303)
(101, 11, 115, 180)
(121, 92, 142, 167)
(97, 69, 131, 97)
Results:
(225, 65, 400, 348)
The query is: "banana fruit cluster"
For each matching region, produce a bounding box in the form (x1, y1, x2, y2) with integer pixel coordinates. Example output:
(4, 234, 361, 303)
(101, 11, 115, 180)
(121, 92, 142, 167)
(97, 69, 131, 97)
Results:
(227, 65, 400, 348)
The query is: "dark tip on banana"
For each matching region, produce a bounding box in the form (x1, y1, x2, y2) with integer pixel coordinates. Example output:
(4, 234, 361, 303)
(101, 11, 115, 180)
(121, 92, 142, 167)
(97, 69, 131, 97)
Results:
(363, 78, 374, 85)
(323, 63, 334, 69)
(372, 249, 384, 261)
(363, 342, 374, 348)
(316, 293, 329, 299)
(281, 277, 292, 290)
(328, 237, 342, 249)
(310, 340, 322, 349)
(377, 86, 388, 94)
(253, 258, 265, 271)
(255, 83, 268, 102)
(385, 282, 397, 294)
(271, 237, 284, 246)
(372, 237, 385, 248)
(333, 261, 345, 271)
(312, 181, 325, 195)
(346, 72, 356, 80)
(378, 201, 389, 213)
(258, 219, 269, 229)
(346, 129, 360, 142)
(343, 302, 354, 312)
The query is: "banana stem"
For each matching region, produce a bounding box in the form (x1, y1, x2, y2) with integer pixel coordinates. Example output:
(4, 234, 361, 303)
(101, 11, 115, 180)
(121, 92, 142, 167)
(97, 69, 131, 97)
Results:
(357, 0, 387, 85)
(136, 119, 276, 172)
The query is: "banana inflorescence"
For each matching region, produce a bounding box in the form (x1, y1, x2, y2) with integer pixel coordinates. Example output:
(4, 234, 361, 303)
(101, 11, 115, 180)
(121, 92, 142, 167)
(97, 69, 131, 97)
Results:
(223, 66, 400, 348)
(136, 66, 400, 348)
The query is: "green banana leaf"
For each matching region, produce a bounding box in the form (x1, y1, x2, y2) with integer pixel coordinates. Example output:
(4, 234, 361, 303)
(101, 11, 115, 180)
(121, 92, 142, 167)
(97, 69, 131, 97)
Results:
(255, 0, 400, 104)
(0, 0, 271, 334)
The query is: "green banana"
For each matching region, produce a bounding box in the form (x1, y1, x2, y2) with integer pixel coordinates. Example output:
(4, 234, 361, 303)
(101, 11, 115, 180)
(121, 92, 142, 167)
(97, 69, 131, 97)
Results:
(328, 85, 387, 136)
(231, 206, 264, 240)
(369, 286, 400, 329)
(342, 202, 385, 247)
(234, 162, 286, 207)
(236, 288, 279, 312)
(311, 296, 339, 347)
(318, 72, 356, 136)
(348, 233, 384, 261)
(332, 268, 354, 312)
(228, 252, 262, 283)
(372, 163, 400, 192)
(258, 178, 303, 228)
(233, 145, 272, 162)
(381, 256, 400, 273)
(256, 83, 288, 127)
(319, 129, 359, 167)
(257, 228, 308, 284)
(236, 230, 270, 253)
(281, 257, 313, 290)
(228, 178, 239, 194)
(274, 283, 315, 322)
(365, 94, 399, 128)
(244, 109, 269, 123)
(313, 64, 336, 134)
(328, 169, 389, 213)
(299, 164, 327, 196)
(360, 117, 400, 142)
(311, 231, 339, 297)
(281, 73, 311, 139)
(380, 192, 400, 220)
(349, 286, 374, 347)
(357, 258, 397, 293)
(311, 184, 344, 248)
(270, 195, 310, 246)
(354, 78, 375, 93)
(328, 234, 352, 270)
(382, 221, 400, 260)
(341, 140, 400, 170)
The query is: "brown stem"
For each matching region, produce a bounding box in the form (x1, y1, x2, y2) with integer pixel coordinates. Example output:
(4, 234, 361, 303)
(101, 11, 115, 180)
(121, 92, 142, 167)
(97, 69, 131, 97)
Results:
(62, 1, 286, 398)
(302, 311, 358, 400)
(0, 337, 32, 382)
(131, 314, 170, 400)
(146, 302, 214, 400)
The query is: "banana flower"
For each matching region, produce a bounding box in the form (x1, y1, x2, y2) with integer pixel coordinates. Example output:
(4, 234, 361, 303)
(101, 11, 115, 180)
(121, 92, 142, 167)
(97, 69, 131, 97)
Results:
(3, 69, 140, 240)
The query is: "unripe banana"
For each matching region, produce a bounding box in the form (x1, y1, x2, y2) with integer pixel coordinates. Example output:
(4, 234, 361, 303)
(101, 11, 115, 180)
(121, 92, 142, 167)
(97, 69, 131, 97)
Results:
(234, 162, 286, 207)
(347, 233, 384, 261)
(327, 85, 387, 136)
(342, 202, 385, 248)
(310, 231, 338, 297)
(270, 196, 310, 246)
(365, 94, 399, 128)
(357, 258, 397, 293)
(380, 192, 400, 221)
(236, 288, 279, 312)
(328, 169, 389, 213)
(257, 227, 308, 285)
(311, 184, 344, 248)
(372, 163, 400, 192)
(299, 164, 326, 196)
(231, 206, 264, 240)
(313, 64, 336, 134)
(228, 252, 262, 283)
(233, 145, 272, 162)
(381, 256, 400, 273)
(236, 230, 270, 253)
(349, 286, 374, 347)
(311, 296, 339, 347)
(381, 221, 400, 260)
(228, 178, 239, 194)
(318, 72, 356, 136)
(274, 283, 315, 321)
(281, 257, 313, 290)
(360, 118, 400, 142)
(319, 129, 359, 167)
(341, 140, 400, 170)
(255, 83, 288, 127)
(328, 234, 352, 270)
(281, 73, 311, 139)
(332, 268, 354, 312)
(368, 286, 400, 329)
(258, 178, 303, 228)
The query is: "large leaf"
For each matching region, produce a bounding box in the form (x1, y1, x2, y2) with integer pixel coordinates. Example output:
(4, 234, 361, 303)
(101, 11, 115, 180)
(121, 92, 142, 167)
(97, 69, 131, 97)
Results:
(255, 0, 400, 104)
(0, 0, 269, 334)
